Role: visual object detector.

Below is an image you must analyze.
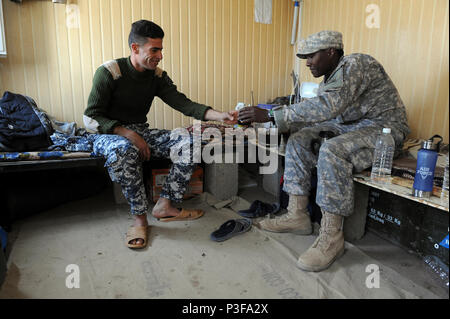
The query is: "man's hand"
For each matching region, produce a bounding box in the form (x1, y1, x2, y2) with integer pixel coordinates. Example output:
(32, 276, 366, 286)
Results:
(204, 109, 238, 125)
(238, 106, 271, 124)
(223, 110, 238, 125)
(113, 126, 151, 161)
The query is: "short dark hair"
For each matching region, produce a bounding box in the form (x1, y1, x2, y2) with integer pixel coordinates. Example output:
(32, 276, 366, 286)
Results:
(128, 20, 164, 49)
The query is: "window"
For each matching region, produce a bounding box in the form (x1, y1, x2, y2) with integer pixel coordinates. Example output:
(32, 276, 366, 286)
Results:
(0, 0, 6, 57)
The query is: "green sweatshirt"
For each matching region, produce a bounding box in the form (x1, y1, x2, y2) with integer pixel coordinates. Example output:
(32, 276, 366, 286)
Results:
(84, 57, 211, 134)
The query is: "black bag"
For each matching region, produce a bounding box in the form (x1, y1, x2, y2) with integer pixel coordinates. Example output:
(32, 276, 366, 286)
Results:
(0, 233, 6, 289)
(0, 91, 53, 151)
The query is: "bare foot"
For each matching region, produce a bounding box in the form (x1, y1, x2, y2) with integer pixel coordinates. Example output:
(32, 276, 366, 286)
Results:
(152, 197, 181, 219)
(129, 214, 148, 246)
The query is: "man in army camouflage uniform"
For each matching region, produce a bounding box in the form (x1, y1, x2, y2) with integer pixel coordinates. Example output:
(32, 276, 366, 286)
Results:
(84, 20, 236, 249)
(238, 30, 410, 272)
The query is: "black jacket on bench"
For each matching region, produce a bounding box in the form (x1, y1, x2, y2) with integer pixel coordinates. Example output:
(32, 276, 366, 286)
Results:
(0, 91, 53, 152)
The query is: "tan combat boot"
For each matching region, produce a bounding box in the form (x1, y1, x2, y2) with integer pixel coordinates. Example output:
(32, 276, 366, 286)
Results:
(258, 195, 312, 235)
(296, 210, 345, 272)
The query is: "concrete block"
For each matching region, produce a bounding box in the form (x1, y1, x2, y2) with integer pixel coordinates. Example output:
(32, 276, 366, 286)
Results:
(0, 242, 5, 288)
(344, 182, 370, 242)
(204, 160, 238, 201)
(262, 156, 284, 200)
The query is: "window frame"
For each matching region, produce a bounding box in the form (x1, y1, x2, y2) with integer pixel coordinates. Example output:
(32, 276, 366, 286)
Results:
(0, 0, 6, 57)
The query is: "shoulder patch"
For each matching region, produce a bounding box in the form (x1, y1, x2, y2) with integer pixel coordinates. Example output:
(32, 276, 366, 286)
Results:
(102, 60, 122, 80)
(83, 115, 99, 133)
(155, 67, 164, 78)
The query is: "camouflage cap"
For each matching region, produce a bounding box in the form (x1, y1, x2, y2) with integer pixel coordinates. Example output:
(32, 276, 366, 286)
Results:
(297, 30, 343, 59)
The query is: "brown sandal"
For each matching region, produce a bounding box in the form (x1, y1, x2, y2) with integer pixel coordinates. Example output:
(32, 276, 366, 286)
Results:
(158, 209, 204, 222)
(126, 226, 148, 249)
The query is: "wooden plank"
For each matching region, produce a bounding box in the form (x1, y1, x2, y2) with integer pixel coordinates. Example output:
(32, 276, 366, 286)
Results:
(222, 0, 231, 112)
(54, 4, 74, 122)
(391, 176, 442, 198)
(29, 1, 51, 114)
(100, 0, 113, 62)
(182, 0, 194, 127)
(111, 0, 124, 59)
(3, 1, 25, 95)
(78, 0, 94, 108)
(161, 0, 172, 129)
(18, 3, 38, 101)
(354, 174, 448, 212)
(66, 3, 85, 125)
(170, 0, 182, 129)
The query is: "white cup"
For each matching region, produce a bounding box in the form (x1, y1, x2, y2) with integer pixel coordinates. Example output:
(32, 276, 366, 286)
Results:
(235, 102, 246, 110)
(300, 82, 319, 98)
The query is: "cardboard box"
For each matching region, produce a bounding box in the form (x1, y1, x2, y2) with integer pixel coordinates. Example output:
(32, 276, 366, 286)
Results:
(148, 166, 203, 203)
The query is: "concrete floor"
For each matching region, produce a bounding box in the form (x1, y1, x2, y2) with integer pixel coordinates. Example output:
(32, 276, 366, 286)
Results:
(1, 165, 448, 299)
(237, 166, 449, 299)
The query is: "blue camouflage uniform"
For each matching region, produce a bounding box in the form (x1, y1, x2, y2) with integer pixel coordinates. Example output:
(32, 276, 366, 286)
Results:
(84, 58, 211, 216)
(92, 124, 195, 215)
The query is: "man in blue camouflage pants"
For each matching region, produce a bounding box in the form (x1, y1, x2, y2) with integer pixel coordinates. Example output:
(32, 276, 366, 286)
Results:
(84, 20, 236, 249)
(238, 31, 410, 272)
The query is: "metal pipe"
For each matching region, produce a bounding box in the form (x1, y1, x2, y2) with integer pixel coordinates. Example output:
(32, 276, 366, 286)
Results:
(291, 1, 300, 45)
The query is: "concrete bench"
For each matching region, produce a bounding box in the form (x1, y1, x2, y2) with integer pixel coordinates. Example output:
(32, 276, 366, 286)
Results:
(0, 154, 107, 231)
(249, 137, 449, 242)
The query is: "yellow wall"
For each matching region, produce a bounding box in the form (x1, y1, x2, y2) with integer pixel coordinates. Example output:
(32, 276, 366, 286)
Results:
(297, 0, 449, 143)
(1, 0, 448, 142)
(0, 0, 295, 130)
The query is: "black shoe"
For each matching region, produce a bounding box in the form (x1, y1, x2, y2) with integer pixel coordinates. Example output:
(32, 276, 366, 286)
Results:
(238, 200, 280, 218)
(210, 219, 252, 242)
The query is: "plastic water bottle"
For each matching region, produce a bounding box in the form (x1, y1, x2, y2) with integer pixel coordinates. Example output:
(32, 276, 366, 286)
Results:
(441, 154, 449, 202)
(371, 128, 395, 183)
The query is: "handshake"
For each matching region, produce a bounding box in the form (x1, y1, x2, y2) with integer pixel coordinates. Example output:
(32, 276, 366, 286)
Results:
(223, 106, 273, 126)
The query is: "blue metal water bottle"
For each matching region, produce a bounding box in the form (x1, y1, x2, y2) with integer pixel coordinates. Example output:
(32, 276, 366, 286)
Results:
(412, 135, 442, 198)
